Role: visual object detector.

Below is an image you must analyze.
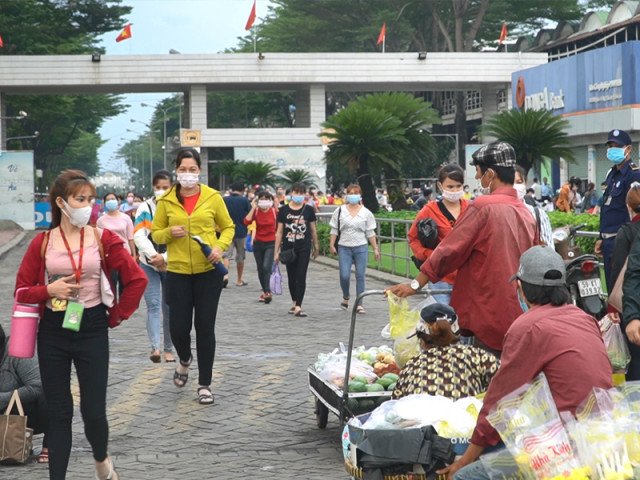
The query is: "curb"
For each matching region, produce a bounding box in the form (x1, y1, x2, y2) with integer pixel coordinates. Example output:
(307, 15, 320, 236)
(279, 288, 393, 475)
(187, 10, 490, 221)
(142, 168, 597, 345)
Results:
(313, 255, 410, 286)
(0, 231, 27, 261)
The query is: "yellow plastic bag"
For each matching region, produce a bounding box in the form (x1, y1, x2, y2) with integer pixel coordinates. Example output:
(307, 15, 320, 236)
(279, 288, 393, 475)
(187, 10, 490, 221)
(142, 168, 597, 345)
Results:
(387, 293, 421, 367)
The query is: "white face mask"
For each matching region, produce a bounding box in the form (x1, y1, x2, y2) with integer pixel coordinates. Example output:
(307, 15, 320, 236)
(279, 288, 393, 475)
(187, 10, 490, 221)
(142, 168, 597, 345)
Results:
(478, 171, 492, 195)
(442, 190, 464, 202)
(177, 173, 199, 189)
(514, 183, 527, 201)
(257, 199, 273, 209)
(154, 189, 167, 198)
(62, 200, 92, 228)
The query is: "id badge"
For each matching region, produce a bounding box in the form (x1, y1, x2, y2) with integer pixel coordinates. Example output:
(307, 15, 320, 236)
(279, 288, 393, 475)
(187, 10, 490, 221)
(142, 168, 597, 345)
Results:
(605, 196, 612, 206)
(62, 301, 84, 332)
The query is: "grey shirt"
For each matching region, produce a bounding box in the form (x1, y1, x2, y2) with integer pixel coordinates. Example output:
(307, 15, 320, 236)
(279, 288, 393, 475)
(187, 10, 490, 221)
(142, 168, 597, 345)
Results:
(0, 339, 43, 410)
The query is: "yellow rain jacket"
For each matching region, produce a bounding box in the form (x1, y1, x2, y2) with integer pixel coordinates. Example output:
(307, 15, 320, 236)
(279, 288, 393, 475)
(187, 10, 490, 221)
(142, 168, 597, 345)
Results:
(152, 184, 235, 275)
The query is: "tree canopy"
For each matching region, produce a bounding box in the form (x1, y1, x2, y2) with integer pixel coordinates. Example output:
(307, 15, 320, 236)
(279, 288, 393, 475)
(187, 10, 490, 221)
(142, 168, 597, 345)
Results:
(0, 0, 131, 187)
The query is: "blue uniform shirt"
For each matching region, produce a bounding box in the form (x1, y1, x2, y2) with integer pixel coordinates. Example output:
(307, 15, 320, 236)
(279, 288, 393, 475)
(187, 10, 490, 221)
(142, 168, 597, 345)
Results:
(223, 193, 251, 239)
(600, 160, 640, 233)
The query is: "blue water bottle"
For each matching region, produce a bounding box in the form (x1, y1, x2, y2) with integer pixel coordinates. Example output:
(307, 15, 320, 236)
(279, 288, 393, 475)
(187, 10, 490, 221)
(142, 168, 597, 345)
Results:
(190, 235, 228, 276)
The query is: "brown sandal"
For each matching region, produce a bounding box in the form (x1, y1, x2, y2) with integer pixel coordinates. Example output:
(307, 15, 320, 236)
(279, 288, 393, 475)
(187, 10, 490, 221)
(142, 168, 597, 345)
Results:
(149, 349, 161, 363)
(37, 448, 49, 463)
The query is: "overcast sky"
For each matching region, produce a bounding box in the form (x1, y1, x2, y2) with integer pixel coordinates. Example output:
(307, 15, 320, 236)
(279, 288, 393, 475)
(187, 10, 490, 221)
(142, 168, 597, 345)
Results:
(98, 0, 264, 174)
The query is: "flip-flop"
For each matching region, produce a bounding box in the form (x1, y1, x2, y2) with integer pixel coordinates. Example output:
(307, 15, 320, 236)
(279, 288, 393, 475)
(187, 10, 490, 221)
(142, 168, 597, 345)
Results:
(294, 310, 308, 317)
(149, 350, 161, 363)
(37, 449, 49, 463)
(288, 307, 296, 314)
(340, 301, 349, 310)
(236, 281, 248, 286)
(164, 352, 176, 363)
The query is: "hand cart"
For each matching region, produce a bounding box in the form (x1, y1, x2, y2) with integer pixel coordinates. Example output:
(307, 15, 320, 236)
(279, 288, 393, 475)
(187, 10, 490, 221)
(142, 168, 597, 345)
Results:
(308, 288, 449, 429)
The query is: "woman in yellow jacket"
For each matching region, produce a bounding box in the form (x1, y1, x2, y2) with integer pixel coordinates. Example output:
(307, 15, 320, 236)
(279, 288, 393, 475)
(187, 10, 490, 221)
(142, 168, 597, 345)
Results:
(152, 149, 234, 405)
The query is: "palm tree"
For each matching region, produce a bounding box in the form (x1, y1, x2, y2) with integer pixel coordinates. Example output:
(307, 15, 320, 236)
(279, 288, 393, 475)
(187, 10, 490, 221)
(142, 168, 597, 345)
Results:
(234, 161, 280, 188)
(482, 109, 575, 178)
(278, 168, 317, 188)
(322, 93, 440, 212)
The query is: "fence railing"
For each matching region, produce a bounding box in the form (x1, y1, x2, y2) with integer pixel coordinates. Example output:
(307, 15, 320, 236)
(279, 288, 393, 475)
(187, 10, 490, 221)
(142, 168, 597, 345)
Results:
(317, 212, 602, 280)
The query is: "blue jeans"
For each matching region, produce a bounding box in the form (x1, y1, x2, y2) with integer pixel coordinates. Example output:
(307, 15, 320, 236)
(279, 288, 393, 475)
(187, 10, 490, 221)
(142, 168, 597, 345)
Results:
(428, 280, 452, 305)
(338, 244, 368, 305)
(453, 460, 491, 480)
(141, 263, 173, 352)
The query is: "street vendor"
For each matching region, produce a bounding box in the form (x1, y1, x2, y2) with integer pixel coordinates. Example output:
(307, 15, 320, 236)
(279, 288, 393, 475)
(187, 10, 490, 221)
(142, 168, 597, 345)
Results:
(438, 246, 613, 480)
(392, 303, 499, 401)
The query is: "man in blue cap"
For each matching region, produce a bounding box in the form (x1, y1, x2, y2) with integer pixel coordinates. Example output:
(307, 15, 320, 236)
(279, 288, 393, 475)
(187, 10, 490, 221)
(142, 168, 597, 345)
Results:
(596, 129, 640, 290)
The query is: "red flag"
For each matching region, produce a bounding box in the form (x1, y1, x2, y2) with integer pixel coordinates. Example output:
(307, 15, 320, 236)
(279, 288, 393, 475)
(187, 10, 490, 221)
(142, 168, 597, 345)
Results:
(499, 22, 507, 45)
(377, 22, 386, 46)
(115, 24, 132, 43)
(0, 35, 3, 48)
(245, 0, 256, 30)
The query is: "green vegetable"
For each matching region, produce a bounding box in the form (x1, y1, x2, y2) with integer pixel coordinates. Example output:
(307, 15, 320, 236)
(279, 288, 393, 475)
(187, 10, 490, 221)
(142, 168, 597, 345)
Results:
(348, 381, 367, 393)
(358, 399, 375, 410)
(382, 373, 399, 382)
(376, 377, 394, 389)
(387, 382, 397, 391)
(347, 398, 359, 411)
(352, 375, 369, 385)
(365, 383, 385, 393)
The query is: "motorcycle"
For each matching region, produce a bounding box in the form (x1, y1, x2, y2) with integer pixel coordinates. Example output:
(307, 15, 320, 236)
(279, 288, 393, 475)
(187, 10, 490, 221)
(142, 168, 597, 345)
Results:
(552, 224, 607, 319)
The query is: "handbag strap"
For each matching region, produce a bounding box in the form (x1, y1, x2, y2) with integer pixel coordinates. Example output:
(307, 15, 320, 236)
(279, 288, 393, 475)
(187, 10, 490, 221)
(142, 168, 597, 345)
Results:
(4, 390, 25, 416)
(436, 201, 457, 226)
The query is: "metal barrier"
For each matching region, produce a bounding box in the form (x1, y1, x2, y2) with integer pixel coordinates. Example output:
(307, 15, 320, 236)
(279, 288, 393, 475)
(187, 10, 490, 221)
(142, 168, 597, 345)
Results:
(317, 212, 604, 280)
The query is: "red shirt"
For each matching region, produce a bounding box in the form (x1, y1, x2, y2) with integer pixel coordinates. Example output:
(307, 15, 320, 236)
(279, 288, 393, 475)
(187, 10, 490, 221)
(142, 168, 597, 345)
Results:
(408, 199, 469, 285)
(421, 187, 537, 351)
(243, 207, 277, 243)
(182, 191, 201, 216)
(14, 229, 147, 328)
(471, 303, 613, 447)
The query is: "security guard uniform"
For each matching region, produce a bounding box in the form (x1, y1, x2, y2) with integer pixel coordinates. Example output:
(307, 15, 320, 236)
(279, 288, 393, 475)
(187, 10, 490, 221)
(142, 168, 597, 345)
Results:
(600, 134, 640, 290)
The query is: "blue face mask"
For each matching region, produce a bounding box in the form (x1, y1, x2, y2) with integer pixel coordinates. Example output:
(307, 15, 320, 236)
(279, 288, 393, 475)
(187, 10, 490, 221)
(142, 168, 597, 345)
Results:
(607, 147, 627, 164)
(104, 199, 119, 212)
(346, 194, 361, 204)
(517, 288, 529, 313)
(291, 195, 305, 204)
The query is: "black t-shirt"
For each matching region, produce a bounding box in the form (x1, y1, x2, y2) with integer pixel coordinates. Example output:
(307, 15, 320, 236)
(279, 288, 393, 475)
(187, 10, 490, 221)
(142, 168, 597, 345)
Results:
(277, 204, 316, 250)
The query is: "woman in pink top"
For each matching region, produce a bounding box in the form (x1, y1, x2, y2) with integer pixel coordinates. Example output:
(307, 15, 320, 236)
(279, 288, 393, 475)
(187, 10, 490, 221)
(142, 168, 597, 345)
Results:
(96, 193, 135, 256)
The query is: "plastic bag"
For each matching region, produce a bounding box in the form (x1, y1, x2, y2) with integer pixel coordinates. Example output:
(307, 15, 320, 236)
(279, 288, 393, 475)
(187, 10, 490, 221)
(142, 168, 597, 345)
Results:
(269, 263, 282, 295)
(245, 234, 253, 252)
(602, 321, 631, 372)
(317, 354, 377, 388)
(480, 448, 536, 480)
(387, 293, 421, 367)
(487, 373, 582, 479)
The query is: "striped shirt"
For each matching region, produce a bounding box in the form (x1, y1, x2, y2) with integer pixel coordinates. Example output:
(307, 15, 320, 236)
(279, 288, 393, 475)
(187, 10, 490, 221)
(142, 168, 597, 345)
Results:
(329, 205, 376, 247)
(525, 204, 554, 248)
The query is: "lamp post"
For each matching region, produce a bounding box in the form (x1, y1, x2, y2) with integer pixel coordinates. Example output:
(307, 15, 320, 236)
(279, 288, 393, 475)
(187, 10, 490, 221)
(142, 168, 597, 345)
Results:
(129, 120, 161, 192)
(126, 128, 146, 189)
(141, 102, 182, 170)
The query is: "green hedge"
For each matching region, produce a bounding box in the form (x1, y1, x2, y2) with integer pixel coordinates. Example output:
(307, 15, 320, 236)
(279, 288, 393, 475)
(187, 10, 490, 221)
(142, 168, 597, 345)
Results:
(547, 211, 599, 254)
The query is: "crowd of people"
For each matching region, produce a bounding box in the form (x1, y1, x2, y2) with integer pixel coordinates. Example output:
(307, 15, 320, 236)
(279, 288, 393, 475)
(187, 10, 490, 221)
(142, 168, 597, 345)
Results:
(4, 127, 640, 479)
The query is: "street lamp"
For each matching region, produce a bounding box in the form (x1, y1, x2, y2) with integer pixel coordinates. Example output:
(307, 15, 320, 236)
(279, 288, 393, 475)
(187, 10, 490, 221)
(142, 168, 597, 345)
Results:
(130, 119, 161, 191)
(0, 110, 28, 120)
(5, 131, 40, 149)
(141, 102, 182, 170)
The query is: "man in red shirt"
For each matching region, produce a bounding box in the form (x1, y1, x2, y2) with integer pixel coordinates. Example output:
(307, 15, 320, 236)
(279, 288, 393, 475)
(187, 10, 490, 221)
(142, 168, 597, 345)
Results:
(388, 142, 536, 355)
(438, 246, 613, 480)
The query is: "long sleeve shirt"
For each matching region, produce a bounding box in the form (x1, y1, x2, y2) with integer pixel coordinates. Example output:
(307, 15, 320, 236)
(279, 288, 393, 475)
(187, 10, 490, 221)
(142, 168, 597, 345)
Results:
(471, 303, 613, 447)
(408, 199, 469, 285)
(0, 342, 43, 410)
(133, 199, 168, 270)
(420, 187, 537, 351)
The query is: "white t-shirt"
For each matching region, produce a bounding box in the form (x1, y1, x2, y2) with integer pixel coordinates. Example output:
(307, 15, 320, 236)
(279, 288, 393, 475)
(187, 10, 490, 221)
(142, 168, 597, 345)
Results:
(329, 205, 376, 247)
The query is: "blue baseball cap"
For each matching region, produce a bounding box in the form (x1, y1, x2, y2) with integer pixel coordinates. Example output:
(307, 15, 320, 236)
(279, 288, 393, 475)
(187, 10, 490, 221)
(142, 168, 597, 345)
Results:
(606, 129, 632, 147)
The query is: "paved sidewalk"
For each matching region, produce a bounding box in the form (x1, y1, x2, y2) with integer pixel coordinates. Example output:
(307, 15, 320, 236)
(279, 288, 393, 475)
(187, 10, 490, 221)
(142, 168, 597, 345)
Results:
(0, 235, 420, 480)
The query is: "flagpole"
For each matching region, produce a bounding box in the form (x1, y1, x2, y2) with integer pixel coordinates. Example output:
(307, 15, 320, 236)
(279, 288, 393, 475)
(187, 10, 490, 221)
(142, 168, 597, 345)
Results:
(253, 28, 256, 53)
(382, 36, 386, 54)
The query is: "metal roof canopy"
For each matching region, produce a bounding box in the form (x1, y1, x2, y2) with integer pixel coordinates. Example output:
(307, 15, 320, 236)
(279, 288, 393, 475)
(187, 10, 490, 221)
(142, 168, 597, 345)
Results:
(0, 52, 548, 95)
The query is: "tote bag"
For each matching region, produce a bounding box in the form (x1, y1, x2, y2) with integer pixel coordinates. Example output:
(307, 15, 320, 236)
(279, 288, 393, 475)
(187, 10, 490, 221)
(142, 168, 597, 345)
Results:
(0, 390, 33, 464)
(270, 263, 283, 295)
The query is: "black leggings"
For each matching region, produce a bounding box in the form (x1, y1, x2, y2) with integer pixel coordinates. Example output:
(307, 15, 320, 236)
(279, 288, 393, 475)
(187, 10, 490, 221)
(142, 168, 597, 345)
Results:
(253, 240, 275, 293)
(38, 305, 110, 480)
(285, 249, 311, 307)
(166, 269, 223, 386)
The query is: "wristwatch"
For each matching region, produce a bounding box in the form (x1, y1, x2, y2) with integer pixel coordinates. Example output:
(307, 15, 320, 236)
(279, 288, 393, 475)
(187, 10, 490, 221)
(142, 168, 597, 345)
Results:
(410, 279, 421, 291)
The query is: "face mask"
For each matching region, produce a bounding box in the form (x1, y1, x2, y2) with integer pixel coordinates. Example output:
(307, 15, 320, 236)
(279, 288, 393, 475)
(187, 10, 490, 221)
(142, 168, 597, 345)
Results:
(517, 287, 529, 313)
(346, 194, 361, 204)
(291, 195, 305, 204)
(62, 200, 92, 228)
(154, 189, 167, 198)
(104, 199, 119, 212)
(442, 190, 464, 202)
(514, 183, 527, 201)
(607, 147, 627, 164)
(478, 171, 492, 195)
(258, 199, 273, 209)
(126, 196, 134, 205)
(177, 172, 199, 189)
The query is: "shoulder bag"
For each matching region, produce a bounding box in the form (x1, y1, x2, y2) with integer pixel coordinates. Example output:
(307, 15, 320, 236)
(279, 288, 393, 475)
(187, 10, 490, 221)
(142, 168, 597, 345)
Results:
(0, 390, 33, 464)
(279, 206, 306, 265)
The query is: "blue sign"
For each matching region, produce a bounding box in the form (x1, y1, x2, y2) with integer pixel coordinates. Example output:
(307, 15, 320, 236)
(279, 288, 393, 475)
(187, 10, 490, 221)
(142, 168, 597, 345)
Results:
(34, 202, 51, 228)
(512, 41, 640, 115)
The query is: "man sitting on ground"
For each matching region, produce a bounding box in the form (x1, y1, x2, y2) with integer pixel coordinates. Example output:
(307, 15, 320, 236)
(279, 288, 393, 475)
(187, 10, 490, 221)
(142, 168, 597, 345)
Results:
(438, 246, 613, 480)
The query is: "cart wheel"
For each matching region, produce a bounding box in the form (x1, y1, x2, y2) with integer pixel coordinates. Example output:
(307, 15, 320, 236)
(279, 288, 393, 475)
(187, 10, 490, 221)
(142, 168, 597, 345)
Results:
(315, 398, 329, 429)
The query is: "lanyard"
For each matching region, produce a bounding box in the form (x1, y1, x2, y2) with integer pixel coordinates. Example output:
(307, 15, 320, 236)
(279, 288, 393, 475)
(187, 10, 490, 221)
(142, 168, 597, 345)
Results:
(59, 227, 84, 283)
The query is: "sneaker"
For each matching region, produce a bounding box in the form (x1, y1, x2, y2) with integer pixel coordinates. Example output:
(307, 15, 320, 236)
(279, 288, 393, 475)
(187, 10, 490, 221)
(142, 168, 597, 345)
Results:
(264, 292, 272, 304)
(258, 294, 265, 303)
